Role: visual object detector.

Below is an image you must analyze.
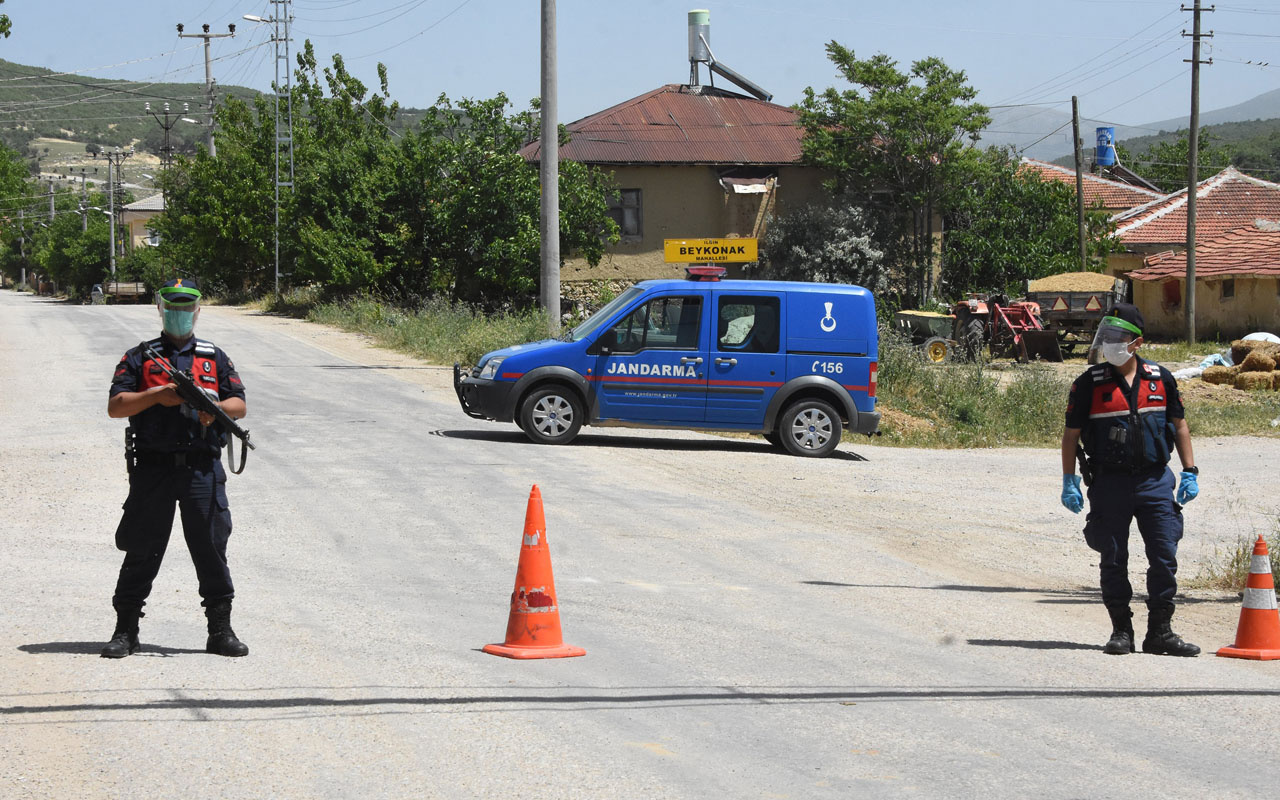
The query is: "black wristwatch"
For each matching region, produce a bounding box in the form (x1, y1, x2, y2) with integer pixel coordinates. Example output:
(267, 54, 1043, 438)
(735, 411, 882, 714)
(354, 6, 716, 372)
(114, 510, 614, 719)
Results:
(1183, 466, 1199, 475)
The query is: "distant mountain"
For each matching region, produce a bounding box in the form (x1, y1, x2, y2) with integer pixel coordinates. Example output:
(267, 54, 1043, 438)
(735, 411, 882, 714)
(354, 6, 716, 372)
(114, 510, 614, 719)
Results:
(977, 87, 1280, 161)
(1141, 87, 1280, 134)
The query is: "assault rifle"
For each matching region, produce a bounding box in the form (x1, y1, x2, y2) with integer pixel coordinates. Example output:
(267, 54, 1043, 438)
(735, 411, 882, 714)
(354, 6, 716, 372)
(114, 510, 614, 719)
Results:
(142, 343, 255, 474)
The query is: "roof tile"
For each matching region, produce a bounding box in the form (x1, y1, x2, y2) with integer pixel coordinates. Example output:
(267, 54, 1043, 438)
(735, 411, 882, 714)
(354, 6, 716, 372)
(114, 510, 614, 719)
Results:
(1129, 221, 1280, 280)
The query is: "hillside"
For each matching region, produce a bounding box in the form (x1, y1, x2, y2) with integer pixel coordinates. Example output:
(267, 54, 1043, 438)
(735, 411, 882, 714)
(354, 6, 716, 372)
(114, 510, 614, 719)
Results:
(979, 85, 1280, 162)
(0, 58, 262, 155)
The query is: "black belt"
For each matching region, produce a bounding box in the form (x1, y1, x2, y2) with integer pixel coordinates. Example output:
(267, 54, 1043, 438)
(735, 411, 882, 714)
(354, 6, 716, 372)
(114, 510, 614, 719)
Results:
(1094, 463, 1166, 476)
(132, 451, 215, 468)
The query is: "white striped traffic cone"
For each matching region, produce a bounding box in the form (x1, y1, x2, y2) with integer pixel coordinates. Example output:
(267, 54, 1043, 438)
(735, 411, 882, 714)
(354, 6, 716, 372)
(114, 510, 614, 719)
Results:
(1217, 536, 1280, 660)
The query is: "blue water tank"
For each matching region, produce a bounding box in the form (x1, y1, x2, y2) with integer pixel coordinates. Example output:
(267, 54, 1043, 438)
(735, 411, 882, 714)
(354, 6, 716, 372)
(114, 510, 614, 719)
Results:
(1096, 127, 1116, 167)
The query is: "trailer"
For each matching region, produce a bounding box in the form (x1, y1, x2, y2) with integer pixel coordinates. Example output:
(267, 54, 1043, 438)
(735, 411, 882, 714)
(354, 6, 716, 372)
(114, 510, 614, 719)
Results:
(1024, 275, 1127, 356)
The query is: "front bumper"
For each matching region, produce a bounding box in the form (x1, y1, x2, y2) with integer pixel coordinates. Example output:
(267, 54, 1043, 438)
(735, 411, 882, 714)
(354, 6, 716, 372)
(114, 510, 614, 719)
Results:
(453, 363, 517, 422)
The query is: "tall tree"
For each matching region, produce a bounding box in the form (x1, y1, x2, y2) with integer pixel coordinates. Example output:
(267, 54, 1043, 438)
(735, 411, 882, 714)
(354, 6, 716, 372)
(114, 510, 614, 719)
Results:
(941, 148, 1118, 297)
(1117, 130, 1232, 194)
(155, 44, 617, 304)
(797, 44, 990, 306)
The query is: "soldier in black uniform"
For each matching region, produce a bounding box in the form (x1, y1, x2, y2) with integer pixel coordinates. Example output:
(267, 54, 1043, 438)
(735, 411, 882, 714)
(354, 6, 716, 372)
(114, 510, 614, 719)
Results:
(102, 278, 250, 658)
(1060, 303, 1200, 657)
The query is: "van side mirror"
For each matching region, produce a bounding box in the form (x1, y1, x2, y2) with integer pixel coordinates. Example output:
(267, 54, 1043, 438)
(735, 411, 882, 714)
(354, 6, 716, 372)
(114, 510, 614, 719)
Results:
(596, 329, 618, 355)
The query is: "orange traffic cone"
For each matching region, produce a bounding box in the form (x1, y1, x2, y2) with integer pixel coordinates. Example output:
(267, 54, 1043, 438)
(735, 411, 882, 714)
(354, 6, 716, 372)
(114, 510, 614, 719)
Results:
(482, 485, 586, 660)
(1217, 536, 1280, 660)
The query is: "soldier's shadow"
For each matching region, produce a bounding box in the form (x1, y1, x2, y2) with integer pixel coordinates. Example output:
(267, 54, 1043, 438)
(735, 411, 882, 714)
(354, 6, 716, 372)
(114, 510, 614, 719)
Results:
(19, 641, 205, 657)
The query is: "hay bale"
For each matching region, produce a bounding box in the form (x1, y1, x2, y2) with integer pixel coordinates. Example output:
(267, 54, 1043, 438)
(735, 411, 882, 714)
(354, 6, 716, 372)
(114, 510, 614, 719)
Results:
(1202, 365, 1236, 385)
(1242, 350, 1278, 373)
(1273, 371, 1280, 391)
(1233, 338, 1280, 365)
(1234, 371, 1273, 391)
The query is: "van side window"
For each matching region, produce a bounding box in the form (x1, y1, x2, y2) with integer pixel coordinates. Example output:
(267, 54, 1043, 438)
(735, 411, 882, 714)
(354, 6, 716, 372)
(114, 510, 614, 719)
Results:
(609, 296, 702, 352)
(717, 296, 781, 354)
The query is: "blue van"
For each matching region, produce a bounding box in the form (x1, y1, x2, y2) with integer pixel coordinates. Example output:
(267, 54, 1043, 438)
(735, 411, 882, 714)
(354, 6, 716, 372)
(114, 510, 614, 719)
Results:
(453, 271, 880, 457)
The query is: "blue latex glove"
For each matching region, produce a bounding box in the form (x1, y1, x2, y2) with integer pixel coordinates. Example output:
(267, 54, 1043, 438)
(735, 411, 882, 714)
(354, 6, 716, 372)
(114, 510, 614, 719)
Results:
(1061, 474, 1084, 514)
(1176, 471, 1199, 504)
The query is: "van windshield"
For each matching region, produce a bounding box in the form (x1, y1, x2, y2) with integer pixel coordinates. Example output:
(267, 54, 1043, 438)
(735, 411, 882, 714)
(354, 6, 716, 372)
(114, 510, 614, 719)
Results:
(565, 285, 645, 342)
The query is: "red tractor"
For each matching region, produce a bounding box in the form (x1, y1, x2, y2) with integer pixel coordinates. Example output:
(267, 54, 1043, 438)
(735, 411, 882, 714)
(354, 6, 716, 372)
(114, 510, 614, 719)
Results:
(951, 293, 1063, 362)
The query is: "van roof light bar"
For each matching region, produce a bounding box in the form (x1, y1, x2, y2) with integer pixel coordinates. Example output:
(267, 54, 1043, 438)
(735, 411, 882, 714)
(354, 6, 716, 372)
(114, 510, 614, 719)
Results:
(685, 265, 726, 281)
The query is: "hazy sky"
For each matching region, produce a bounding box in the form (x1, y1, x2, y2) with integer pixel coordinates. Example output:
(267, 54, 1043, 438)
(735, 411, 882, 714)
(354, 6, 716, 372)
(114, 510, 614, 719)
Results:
(3, 0, 1278, 135)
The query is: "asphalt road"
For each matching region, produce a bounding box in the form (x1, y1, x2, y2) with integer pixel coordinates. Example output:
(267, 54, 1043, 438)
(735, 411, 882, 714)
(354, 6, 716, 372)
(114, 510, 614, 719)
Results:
(3, 291, 1279, 799)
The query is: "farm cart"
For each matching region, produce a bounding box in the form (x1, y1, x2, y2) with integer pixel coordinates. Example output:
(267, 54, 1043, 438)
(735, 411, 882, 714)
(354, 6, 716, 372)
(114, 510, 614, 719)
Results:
(894, 310, 958, 363)
(1024, 276, 1127, 357)
(951, 294, 1063, 362)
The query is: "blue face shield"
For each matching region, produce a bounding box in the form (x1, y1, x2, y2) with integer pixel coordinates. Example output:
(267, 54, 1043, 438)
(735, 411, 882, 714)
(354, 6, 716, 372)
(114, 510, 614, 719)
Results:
(157, 284, 201, 339)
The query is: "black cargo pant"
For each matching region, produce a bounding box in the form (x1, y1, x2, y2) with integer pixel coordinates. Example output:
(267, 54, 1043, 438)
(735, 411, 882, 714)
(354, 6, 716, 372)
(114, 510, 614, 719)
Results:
(112, 453, 234, 611)
(1083, 465, 1183, 610)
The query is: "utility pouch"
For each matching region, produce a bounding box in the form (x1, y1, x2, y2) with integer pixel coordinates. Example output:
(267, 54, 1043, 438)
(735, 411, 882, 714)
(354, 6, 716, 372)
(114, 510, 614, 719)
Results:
(124, 426, 137, 474)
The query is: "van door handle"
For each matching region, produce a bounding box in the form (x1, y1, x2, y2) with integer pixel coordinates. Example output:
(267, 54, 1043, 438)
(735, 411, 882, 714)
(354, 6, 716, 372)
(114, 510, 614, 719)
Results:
(680, 356, 703, 365)
(715, 357, 737, 366)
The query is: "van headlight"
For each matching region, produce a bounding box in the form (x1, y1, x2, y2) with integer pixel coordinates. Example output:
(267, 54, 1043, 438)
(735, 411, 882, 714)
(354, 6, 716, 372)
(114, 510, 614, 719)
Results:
(478, 357, 505, 380)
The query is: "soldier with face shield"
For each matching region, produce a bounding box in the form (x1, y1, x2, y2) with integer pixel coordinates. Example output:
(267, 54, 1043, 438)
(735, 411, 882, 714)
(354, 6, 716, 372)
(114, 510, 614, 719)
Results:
(102, 279, 250, 658)
(1060, 303, 1201, 657)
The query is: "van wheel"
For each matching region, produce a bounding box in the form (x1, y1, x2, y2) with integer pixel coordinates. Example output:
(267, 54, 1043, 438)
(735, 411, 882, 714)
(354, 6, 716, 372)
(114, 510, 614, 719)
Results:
(779, 399, 841, 457)
(519, 387, 583, 445)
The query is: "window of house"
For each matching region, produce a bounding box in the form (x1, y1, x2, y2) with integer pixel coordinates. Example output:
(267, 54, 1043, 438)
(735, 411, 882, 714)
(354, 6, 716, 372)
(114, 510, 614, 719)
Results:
(1221, 278, 1235, 300)
(607, 295, 701, 352)
(1161, 279, 1181, 308)
(607, 189, 642, 242)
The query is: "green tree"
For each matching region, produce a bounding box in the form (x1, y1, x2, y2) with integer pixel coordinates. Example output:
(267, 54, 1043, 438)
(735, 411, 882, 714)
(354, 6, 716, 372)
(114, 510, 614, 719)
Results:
(29, 191, 110, 296)
(392, 94, 617, 305)
(154, 94, 278, 294)
(940, 148, 1118, 297)
(154, 44, 617, 305)
(1118, 130, 1232, 194)
(0, 0, 11, 39)
(797, 44, 990, 305)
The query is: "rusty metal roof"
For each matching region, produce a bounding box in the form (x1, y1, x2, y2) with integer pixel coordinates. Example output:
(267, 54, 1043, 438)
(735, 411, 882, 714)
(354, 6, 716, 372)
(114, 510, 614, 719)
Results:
(519, 84, 805, 166)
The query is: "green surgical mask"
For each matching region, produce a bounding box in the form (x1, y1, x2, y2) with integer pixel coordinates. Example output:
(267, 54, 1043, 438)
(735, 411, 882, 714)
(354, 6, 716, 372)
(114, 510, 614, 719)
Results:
(162, 307, 196, 338)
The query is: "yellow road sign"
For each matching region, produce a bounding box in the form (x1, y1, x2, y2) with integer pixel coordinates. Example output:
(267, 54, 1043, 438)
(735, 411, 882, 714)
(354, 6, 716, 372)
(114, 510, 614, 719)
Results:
(664, 238, 758, 263)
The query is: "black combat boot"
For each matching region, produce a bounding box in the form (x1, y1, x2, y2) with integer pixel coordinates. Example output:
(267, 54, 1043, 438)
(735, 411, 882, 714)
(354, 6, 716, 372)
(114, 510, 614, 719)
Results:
(1142, 602, 1200, 656)
(1103, 606, 1135, 654)
(205, 600, 249, 657)
(101, 607, 143, 658)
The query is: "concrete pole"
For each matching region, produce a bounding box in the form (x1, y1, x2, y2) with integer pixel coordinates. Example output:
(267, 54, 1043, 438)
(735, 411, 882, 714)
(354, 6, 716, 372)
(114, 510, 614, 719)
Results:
(1071, 97, 1086, 271)
(539, 0, 560, 335)
(107, 153, 116, 278)
(1183, 0, 1211, 345)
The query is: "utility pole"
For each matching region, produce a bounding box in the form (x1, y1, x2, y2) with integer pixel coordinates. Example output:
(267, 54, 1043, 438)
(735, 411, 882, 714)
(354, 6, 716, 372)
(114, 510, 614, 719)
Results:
(100, 147, 133, 278)
(48, 180, 55, 224)
(1182, 1, 1213, 344)
(177, 22, 235, 157)
(1072, 97, 1087, 271)
(145, 101, 187, 173)
(70, 166, 96, 232)
(540, 0, 560, 334)
(246, 2, 294, 296)
(18, 208, 24, 289)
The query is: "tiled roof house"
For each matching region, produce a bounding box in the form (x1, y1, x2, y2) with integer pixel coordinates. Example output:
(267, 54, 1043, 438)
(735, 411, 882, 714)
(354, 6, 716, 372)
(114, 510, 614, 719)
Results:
(1106, 167, 1280, 337)
(1019, 158, 1162, 213)
(519, 84, 828, 282)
